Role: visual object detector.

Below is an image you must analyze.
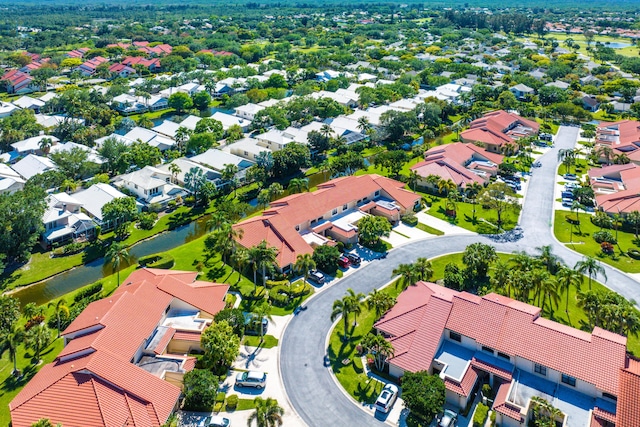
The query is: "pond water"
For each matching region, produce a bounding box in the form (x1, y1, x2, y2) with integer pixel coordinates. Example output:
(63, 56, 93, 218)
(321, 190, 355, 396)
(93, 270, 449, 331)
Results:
(13, 214, 213, 306)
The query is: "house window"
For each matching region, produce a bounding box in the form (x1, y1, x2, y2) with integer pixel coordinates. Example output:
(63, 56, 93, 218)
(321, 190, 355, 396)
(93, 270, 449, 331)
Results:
(375, 190, 380, 197)
(602, 392, 617, 401)
(561, 374, 576, 387)
(534, 364, 547, 376)
(311, 219, 317, 225)
(449, 331, 461, 342)
(343, 204, 348, 210)
(482, 346, 494, 354)
(244, 151, 248, 156)
(363, 196, 368, 201)
(295, 225, 300, 231)
(332, 209, 338, 215)
(497, 352, 510, 361)
(317, 217, 323, 222)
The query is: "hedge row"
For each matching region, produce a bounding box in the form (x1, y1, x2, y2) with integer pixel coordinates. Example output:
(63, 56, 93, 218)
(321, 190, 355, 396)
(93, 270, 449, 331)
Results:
(138, 253, 175, 269)
(268, 283, 312, 307)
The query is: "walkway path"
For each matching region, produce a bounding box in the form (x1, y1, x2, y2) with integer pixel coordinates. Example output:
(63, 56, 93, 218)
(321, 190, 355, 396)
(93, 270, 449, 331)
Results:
(280, 126, 640, 427)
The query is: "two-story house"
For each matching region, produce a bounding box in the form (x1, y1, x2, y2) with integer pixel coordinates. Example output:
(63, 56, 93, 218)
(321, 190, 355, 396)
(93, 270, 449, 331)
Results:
(42, 192, 96, 246)
(114, 166, 188, 207)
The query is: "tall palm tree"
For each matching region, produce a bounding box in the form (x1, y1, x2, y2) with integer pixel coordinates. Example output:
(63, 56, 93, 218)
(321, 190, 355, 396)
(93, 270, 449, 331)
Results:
(555, 266, 584, 313)
(288, 178, 309, 194)
(222, 163, 240, 196)
(357, 116, 372, 134)
(251, 302, 273, 343)
(105, 242, 130, 287)
(38, 137, 53, 155)
(362, 333, 395, 371)
(437, 178, 458, 196)
(535, 245, 560, 274)
(294, 253, 315, 285)
(248, 397, 284, 427)
(628, 210, 640, 239)
(209, 223, 244, 265)
(392, 263, 418, 290)
(231, 246, 249, 279)
(168, 163, 182, 184)
(320, 124, 333, 140)
(367, 289, 396, 320)
(575, 257, 606, 290)
(206, 211, 229, 232)
(414, 257, 434, 281)
(25, 324, 52, 364)
(465, 182, 483, 222)
(175, 126, 192, 154)
(595, 145, 614, 165)
(248, 240, 279, 291)
(330, 289, 364, 341)
(490, 259, 511, 296)
(0, 323, 24, 376)
(47, 299, 69, 338)
(408, 170, 420, 192)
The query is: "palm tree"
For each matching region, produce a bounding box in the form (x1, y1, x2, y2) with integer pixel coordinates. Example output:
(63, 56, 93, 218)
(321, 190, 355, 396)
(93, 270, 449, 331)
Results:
(628, 210, 640, 239)
(231, 246, 250, 279)
(0, 323, 24, 376)
(38, 137, 53, 155)
(248, 240, 279, 291)
(222, 163, 239, 196)
(59, 179, 78, 193)
(392, 263, 418, 290)
(465, 182, 483, 222)
(596, 145, 614, 165)
(357, 116, 372, 134)
(294, 253, 316, 285)
(535, 245, 560, 274)
(414, 257, 434, 281)
(437, 178, 458, 196)
(320, 124, 333, 140)
(557, 148, 577, 173)
(407, 170, 419, 192)
(209, 223, 244, 265)
(614, 153, 631, 165)
(556, 266, 583, 313)
(288, 178, 309, 194)
(168, 163, 182, 184)
(330, 289, 364, 341)
(367, 289, 396, 320)
(47, 299, 69, 338)
(25, 324, 52, 364)
(248, 397, 284, 427)
(175, 126, 192, 154)
(490, 259, 511, 296)
(268, 183, 284, 201)
(575, 257, 606, 290)
(206, 211, 229, 232)
(105, 242, 130, 287)
(361, 333, 395, 371)
(251, 302, 273, 343)
(22, 303, 45, 322)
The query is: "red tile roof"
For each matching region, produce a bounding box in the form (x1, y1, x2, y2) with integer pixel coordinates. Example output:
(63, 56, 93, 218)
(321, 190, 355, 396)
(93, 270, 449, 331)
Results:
(234, 175, 419, 267)
(10, 269, 228, 427)
(470, 356, 513, 381)
(493, 380, 522, 421)
(376, 282, 628, 396)
(617, 358, 640, 427)
(461, 110, 539, 147)
(444, 367, 479, 397)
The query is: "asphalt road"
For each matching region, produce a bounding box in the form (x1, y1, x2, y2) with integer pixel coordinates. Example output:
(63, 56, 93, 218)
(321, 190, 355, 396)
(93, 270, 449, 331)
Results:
(280, 126, 640, 427)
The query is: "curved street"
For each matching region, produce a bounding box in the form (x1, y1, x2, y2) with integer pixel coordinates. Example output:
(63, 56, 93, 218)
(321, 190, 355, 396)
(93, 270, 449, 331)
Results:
(280, 126, 640, 426)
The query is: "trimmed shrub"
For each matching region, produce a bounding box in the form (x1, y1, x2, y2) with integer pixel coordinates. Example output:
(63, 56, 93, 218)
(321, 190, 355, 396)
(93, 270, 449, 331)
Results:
(244, 286, 267, 301)
(628, 249, 640, 260)
(473, 403, 489, 427)
(290, 283, 311, 297)
(74, 282, 103, 303)
(137, 212, 158, 230)
(52, 241, 87, 257)
(265, 279, 289, 289)
(593, 230, 616, 244)
(268, 285, 290, 307)
(139, 253, 175, 269)
(565, 215, 580, 226)
(226, 394, 238, 410)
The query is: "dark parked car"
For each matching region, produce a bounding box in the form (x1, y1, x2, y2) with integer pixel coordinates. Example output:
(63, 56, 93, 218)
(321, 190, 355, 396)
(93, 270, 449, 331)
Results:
(346, 253, 361, 265)
(338, 255, 351, 268)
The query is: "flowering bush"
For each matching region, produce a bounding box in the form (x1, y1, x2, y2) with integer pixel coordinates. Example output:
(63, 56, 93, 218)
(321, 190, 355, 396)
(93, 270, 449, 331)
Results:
(601, 242, 614, 255)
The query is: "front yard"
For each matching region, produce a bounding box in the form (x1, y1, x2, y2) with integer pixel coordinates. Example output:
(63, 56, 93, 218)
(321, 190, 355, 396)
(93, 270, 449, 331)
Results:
(424, 195, 520, 233)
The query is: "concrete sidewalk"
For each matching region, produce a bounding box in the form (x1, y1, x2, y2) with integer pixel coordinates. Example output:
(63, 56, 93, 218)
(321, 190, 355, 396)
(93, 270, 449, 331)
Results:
(416, 211, 476, 236)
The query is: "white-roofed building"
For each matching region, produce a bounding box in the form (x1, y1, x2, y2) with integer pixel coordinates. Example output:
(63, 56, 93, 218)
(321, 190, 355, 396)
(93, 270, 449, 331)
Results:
(309, 90, 358, 108)
(94, 134, 136, 149)
(234, 103, 265, 121)
(11, 135, 60, 156)
(224, 137, 271, 162)
(179, 115, 202, 131)
(113, 166, 187, 207)
(42, 192, 96, 246)
(255, 128, 307, 151)
(0, 102, 19, 118)
(156, 158, 222, 188)
(34, 114, 84, 129)
(123, 127, 176, 151)
(73, 183, 135, 229)
(0, 163, 25, 194)
(152, 120, 181, 139)
(190, 149, 254, 181)
(211, 111, 251, 132)
(39, 92, 59, 103)
(49, 141, 105, 165)
(12, 95, 45, 112)
(12, 154, 57, 180)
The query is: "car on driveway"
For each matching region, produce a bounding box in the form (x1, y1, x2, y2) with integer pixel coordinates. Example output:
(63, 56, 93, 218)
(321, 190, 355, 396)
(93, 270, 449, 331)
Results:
(338, 255, 351, 268)
(345, 252, 361, 266)
(198, 416, 230, 427)
(235, 371, 266, 389)
(435, 409, 458, 427)
(564, 173, 577, 180)
(374, 383, 399, 413)
(308, 269, 325, 284)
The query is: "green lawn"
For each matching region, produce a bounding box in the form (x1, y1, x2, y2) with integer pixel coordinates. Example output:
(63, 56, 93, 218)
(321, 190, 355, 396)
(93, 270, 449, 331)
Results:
(242, 334, 279, 349)
(416, 222, 444, 236)
(554, 210, 640, 273)
(558, 159, 590, 177)
(424, 195, 520, 233)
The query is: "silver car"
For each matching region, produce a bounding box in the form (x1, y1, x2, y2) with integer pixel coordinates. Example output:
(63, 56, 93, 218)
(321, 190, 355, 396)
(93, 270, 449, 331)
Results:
(438, 409, 458, 427)
(235, 370, 266, 388)
(198, 416, 230, 427)
(374, 383, 399, 413)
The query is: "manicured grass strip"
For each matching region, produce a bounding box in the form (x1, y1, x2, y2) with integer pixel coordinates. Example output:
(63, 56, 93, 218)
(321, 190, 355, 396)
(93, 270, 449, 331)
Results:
(242, 334, 279, 349)
(554, 210, 640, 273)
(392, 230, 410, 239)
(236, 398, 258, 411)
(416, 222, 444, 236)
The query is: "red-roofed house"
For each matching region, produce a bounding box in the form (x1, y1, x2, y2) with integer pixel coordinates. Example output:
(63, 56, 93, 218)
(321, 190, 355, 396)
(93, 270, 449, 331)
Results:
(375, 282, 637, 427)
(411, 142, 504, 190)
(589, 163, 640, 214)
(595, 120, 640, 165)
(1, 69, 36, 94)
(139, 44, 173, 57)
(122, 56, 162, 72)
(109, 63, 137, 79)
(233, 174, 420, 272)
(65, 47, 90, 59)
(461, 110, 540, 154)
(77, 56, 109, 76)
(10, 268, 229, 427)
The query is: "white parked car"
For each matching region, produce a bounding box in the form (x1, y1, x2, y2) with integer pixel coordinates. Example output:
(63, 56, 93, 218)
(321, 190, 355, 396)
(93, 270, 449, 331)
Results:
(235, 370, 267, 388)
(198, 415, 230, 427)
(374, 383, 399, 413)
